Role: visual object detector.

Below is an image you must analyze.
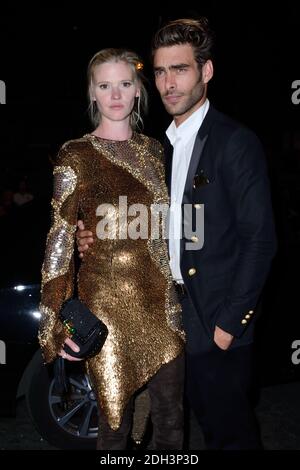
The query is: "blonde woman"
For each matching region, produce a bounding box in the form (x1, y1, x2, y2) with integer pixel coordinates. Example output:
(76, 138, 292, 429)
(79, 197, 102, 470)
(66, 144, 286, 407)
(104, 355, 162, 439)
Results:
(38, 48, 185, 450)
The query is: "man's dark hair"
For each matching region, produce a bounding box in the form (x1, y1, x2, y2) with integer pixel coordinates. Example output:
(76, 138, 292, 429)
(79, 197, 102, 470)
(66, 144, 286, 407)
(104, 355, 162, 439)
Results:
(151, 18, 215, 68)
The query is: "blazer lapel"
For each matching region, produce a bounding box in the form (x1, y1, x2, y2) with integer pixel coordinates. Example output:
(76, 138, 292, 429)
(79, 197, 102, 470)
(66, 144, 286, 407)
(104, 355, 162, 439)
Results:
(182, 106, 214, 204)
(182, 133, 208, 204)
(163, 105, 216, 227)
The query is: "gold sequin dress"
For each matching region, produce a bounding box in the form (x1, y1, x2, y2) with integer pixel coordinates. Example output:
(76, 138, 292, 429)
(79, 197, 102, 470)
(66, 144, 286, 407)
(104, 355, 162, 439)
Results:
(38, 132, 184, 430)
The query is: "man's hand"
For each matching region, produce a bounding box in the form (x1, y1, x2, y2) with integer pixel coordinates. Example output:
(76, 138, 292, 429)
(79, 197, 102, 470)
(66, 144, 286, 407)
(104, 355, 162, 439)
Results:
(76, 220, 94, 259)
(58, 337, 83, 362)
(214, 325, 234, 350)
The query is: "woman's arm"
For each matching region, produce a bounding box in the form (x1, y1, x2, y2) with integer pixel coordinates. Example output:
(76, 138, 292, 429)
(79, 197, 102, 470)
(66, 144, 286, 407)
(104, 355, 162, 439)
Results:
(38, 144, 80, 363)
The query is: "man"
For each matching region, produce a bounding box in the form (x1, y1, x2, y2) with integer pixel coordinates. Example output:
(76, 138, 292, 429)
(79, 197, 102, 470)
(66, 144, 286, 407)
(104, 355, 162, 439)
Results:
(77, 18, 277, 449)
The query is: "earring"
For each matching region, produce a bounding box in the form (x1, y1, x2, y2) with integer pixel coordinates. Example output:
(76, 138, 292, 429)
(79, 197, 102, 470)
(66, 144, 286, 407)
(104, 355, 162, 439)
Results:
(135, 95, 141, 126)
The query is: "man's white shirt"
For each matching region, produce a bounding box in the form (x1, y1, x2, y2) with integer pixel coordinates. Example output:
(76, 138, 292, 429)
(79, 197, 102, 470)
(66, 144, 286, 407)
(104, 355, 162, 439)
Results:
(166, 99, 209, 282)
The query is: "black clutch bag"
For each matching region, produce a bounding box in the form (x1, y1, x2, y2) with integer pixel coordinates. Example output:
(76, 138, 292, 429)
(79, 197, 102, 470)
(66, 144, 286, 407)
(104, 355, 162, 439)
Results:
(59, 298, 108, 359)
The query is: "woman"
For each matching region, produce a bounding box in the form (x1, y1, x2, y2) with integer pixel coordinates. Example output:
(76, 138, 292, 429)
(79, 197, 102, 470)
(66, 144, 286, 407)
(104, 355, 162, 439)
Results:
(38, 48, 185, 450)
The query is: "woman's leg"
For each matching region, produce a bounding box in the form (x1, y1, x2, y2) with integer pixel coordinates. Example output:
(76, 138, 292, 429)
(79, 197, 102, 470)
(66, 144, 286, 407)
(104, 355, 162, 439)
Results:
(147, 354, 185, 450)
(97, 397, 134, 450)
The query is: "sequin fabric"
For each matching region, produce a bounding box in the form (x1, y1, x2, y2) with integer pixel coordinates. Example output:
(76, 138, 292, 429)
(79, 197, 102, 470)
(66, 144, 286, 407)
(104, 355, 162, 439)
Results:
(41, 166, 77, 287)
(39, 158, 79, 360)
(39, 133, 184, 430)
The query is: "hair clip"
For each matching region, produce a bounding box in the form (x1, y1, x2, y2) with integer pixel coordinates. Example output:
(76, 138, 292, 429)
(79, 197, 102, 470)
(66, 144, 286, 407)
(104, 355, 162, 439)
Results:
(135, 62, 144, 71)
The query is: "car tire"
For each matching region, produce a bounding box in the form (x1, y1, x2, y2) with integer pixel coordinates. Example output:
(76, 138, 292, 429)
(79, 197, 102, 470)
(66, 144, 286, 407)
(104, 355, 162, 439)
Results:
(26, 359, 98, 450)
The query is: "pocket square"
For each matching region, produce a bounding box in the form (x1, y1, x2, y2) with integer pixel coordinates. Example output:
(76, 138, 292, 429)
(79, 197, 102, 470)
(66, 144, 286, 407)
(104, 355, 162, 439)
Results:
(193, 173, 210, 188)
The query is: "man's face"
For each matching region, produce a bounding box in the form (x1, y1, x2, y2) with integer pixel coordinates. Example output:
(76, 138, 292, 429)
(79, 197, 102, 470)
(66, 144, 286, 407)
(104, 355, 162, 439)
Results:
(153, 44, 212, 125)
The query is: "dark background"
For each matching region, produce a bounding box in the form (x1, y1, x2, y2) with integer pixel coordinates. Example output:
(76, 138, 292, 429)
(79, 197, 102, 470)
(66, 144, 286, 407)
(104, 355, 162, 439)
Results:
(1, 3, 299, 182)
(0, 2, 300, 384)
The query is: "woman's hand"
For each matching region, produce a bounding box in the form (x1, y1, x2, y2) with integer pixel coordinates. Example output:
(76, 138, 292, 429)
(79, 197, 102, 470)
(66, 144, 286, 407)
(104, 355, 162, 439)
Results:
(58, 337, 83, 361)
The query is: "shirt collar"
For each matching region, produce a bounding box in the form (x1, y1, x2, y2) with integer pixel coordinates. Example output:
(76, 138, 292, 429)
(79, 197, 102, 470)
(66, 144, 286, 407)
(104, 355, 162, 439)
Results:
(166, 99, 210, 146)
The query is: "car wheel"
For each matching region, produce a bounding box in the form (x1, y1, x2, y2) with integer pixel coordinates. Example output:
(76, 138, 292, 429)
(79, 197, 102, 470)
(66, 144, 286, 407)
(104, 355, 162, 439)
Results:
(26, 360, 98, 449)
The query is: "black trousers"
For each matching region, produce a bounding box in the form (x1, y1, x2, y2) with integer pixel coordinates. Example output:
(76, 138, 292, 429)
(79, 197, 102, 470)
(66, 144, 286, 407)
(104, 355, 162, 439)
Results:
(97, 353, 185, 450)
(181, 295, 262, 450)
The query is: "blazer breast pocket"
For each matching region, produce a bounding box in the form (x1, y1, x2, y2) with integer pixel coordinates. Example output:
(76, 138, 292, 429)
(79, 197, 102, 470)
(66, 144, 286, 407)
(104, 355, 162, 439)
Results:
(192, 167, 215, 189)
(193, 173, 210, 188)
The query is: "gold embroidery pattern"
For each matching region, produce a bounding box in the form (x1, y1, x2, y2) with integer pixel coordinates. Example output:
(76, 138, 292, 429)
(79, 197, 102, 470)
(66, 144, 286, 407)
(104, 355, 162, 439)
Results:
(147, 237, 184, 339)
(87, 134, 184, 339)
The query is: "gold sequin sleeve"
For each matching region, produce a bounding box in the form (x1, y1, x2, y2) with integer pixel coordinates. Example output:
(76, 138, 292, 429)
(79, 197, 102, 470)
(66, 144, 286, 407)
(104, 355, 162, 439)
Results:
(148, 137, 166, 184)
(38, 145, 80, 363)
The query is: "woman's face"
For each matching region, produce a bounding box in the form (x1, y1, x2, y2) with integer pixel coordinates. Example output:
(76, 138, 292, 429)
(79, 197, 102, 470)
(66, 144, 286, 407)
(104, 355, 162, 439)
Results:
(91, 61, 140, 124)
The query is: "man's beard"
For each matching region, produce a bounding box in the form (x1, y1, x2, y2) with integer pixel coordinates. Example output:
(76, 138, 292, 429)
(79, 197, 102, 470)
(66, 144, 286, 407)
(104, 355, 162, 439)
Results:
(164, 78, 205, 118)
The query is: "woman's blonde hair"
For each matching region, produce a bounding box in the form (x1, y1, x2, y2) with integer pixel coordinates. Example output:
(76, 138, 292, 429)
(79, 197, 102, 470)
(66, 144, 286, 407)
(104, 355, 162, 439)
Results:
(87, 48, 148, 130)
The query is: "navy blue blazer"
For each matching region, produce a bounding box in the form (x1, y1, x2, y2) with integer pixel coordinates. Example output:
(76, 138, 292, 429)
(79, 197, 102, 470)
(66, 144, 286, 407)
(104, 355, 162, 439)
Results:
(165, 105, 277, 345)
